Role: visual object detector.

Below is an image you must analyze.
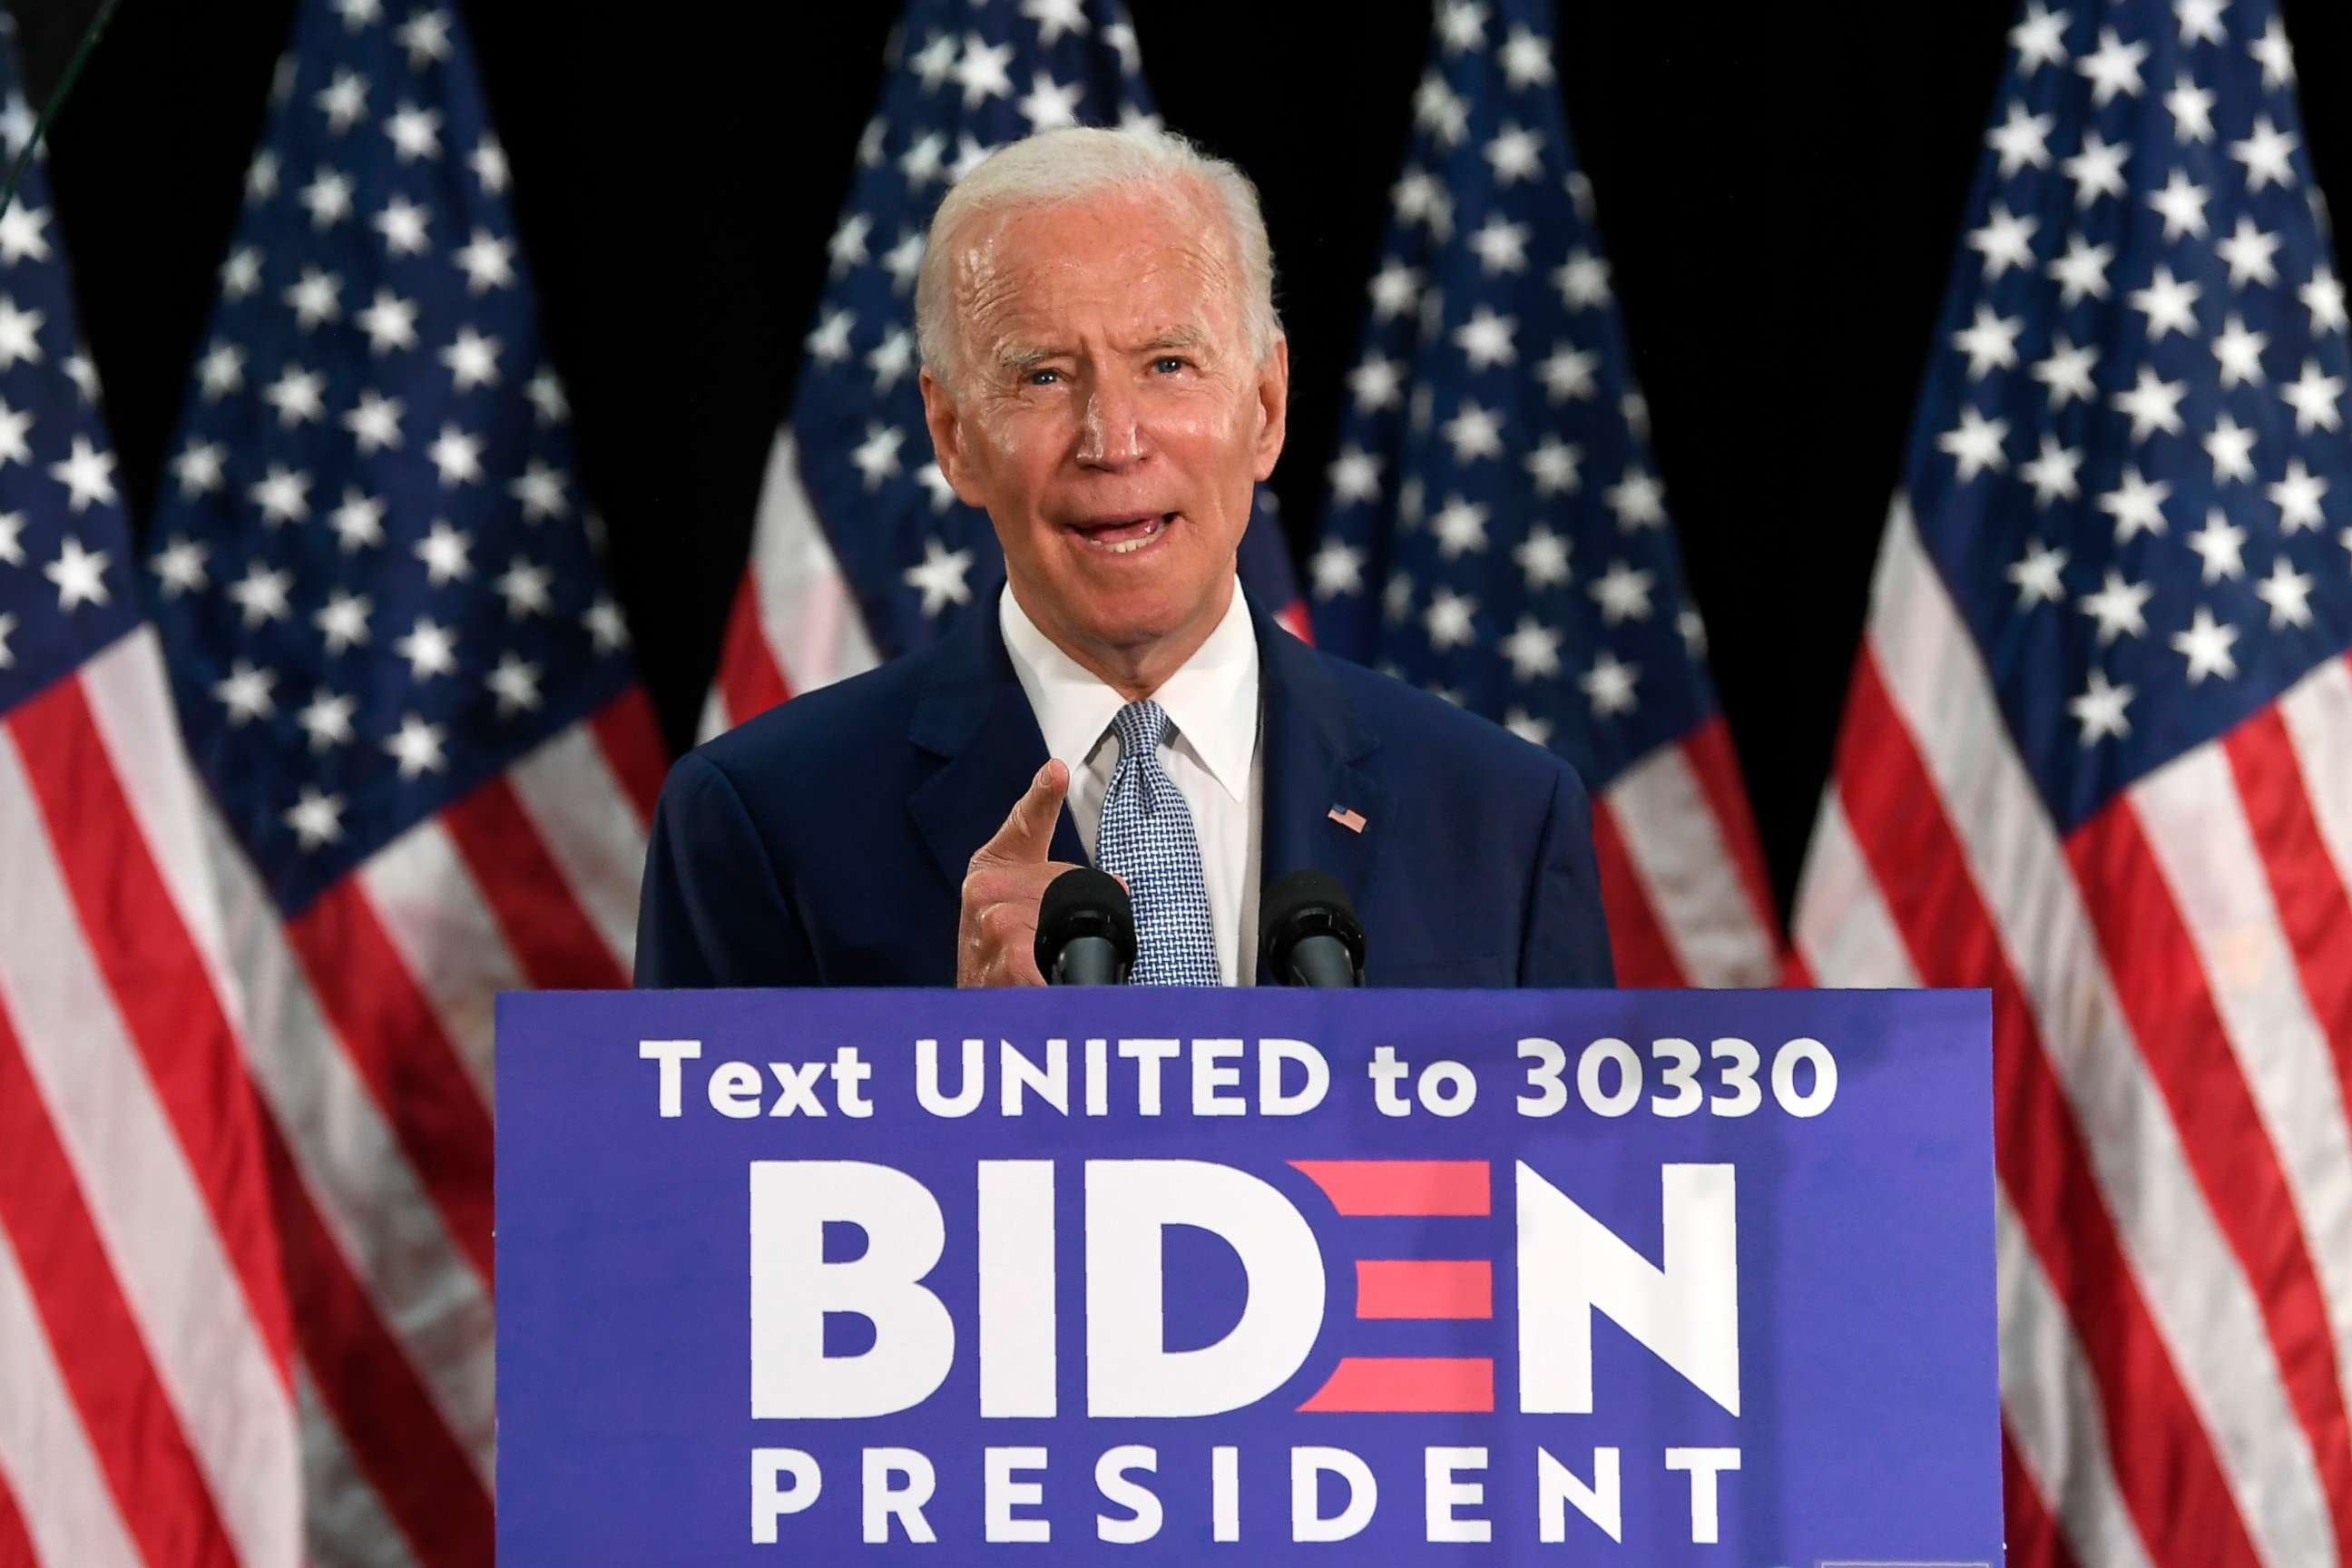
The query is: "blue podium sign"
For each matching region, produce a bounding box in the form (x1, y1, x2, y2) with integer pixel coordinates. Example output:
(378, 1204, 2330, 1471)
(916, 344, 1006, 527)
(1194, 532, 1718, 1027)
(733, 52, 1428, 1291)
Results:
(496, 987, 1997, 1564)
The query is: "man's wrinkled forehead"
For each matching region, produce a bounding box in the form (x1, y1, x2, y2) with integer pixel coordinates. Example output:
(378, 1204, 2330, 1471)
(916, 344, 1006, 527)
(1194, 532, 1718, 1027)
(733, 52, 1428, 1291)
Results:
(948, 185, 1243, 357)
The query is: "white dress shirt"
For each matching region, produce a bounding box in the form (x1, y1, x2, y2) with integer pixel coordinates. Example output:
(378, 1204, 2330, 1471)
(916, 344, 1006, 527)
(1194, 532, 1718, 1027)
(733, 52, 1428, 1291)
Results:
(999, 580, 1263, 985)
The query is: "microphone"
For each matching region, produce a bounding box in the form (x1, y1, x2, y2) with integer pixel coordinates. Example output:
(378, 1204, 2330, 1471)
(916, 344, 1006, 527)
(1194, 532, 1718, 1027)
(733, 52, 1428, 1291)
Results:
(1034, 867, 1136, 985)
(1258, 869, 1366, 987)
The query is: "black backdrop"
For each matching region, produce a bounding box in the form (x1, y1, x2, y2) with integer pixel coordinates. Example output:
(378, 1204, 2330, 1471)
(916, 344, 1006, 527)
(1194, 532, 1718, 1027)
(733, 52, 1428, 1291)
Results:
(15, 0, 2348, 919)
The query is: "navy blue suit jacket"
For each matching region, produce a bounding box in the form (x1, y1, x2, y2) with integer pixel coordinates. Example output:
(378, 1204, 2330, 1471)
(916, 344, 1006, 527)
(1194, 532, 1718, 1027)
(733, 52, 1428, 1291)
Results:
(634, 594, 1614, 987)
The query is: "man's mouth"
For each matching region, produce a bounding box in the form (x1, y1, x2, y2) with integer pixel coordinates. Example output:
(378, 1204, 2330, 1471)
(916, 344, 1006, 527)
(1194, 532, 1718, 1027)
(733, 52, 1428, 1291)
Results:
(1073, 512, 1177, 555)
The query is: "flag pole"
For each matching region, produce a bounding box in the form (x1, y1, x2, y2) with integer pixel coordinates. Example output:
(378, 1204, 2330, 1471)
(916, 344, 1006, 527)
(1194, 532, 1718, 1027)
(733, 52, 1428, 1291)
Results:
(0, 0, 122, 219)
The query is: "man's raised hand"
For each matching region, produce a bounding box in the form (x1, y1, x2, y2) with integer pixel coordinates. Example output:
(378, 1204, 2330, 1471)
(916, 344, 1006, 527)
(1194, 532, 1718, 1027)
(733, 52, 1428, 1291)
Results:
(956, 760, 1083, 986)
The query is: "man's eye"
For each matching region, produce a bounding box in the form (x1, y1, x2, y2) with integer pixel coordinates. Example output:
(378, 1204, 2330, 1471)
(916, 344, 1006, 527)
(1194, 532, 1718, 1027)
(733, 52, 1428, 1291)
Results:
(1026, 368, 1060, 386)
(1152, 356, 1187, 374)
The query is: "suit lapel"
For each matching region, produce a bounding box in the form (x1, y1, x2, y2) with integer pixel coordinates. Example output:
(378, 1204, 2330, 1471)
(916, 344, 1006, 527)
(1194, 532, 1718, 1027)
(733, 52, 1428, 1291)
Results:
(1252, 602, 1387, 981)
(906, 598, 1088, 891)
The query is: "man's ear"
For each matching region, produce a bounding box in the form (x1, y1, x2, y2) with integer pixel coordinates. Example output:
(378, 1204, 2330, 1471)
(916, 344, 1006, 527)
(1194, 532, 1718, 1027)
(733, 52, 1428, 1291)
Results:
(918, 367, 989, 506)
(1250, 335, 1290, 483)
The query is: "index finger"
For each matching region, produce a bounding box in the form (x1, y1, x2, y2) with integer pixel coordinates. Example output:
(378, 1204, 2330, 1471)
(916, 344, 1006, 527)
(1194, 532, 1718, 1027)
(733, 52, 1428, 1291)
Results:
(974, 760, 1070, 867)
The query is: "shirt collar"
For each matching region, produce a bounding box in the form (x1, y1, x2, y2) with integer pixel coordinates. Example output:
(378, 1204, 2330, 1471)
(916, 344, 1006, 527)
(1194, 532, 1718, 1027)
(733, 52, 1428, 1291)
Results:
(998, 579, 1259, 803)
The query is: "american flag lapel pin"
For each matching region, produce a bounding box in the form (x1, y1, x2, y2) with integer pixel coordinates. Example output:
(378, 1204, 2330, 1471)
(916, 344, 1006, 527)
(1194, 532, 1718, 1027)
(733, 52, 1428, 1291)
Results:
(1328, 803, 1367, 834)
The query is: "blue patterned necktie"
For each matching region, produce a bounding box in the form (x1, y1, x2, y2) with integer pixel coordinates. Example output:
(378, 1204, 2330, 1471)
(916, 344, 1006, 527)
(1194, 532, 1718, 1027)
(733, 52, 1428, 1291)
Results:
(1095, 699, 1221, 985)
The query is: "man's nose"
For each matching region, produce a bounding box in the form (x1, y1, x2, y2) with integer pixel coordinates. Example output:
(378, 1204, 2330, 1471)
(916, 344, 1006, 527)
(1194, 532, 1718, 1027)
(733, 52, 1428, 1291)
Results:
(1074, 379, 1145, 468)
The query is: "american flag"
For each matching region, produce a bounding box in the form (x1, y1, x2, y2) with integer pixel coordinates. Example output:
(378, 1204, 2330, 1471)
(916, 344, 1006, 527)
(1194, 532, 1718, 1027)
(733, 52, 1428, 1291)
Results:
(702, 0, 1304, 740)
(1790, 1, 2352, 1563)
(139, 2, 666, 1563)
(0, 17, 306, 1565)
(1308, 0, 1779, 986)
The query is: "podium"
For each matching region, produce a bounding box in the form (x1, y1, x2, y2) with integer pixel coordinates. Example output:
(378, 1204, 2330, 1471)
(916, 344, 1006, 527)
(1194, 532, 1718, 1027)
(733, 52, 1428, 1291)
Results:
(497, 987, 1999, 1564)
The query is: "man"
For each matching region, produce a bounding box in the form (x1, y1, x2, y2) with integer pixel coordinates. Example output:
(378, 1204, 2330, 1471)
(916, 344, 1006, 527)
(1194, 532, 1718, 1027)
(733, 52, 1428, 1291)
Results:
(636, 126, 1613, 988)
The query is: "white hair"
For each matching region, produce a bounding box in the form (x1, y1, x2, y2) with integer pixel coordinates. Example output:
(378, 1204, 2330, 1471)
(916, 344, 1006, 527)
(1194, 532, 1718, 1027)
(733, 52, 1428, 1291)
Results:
(915, 125, 1281, 389)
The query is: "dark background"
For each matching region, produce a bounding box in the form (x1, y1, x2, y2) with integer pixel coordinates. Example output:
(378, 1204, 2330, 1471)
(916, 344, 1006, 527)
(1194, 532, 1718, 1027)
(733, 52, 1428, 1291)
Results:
(15, 0, 2348, 919)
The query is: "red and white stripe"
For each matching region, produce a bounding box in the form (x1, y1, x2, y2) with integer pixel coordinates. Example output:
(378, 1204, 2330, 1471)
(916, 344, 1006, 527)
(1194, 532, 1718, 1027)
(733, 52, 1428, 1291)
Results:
(199, 689, 660, 1568)
(0, 628, 304, 1568)
(702, 431, 885, 739)
(1592, 712, 1781, 986)
(1794, 499, 2352, 1567)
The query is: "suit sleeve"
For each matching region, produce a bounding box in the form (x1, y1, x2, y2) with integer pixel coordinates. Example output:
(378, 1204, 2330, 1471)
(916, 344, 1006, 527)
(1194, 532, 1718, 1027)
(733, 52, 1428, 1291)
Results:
(1518, 762, 1617, 987)
(633, 751, 819, 988)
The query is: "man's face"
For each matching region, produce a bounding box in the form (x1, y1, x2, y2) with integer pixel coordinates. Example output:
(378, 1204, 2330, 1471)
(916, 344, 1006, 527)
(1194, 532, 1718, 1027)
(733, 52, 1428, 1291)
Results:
(919, 185, 1288, 675)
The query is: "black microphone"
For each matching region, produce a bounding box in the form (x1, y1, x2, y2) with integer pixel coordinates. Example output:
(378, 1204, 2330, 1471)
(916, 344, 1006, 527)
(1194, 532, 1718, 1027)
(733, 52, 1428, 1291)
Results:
(1034, 867, 1136, 985)
(1259, 869, 1366, 987)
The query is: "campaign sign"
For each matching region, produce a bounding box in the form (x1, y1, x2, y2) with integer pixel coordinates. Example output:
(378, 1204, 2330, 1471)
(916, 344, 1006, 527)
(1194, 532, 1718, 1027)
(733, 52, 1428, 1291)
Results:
(497, 987, 1997, 1564)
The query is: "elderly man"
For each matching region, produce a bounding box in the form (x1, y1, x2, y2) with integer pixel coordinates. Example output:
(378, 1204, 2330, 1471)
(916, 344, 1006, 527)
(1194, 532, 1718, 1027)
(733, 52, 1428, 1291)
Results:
(635, 126, 1613, 988)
